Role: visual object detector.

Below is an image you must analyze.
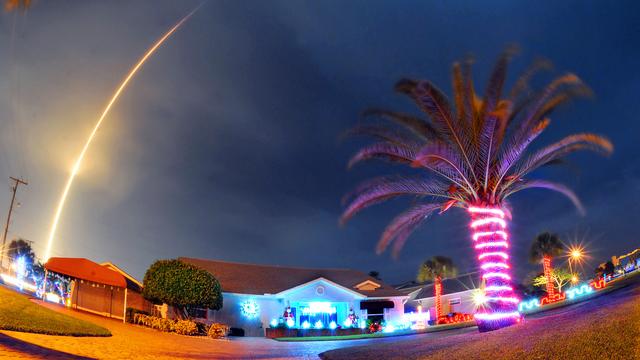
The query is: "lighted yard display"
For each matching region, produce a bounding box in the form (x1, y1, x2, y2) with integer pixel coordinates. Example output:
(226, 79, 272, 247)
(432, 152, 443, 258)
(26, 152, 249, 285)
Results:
(342, 48, 612, 331)
(240, 299, 260, 319)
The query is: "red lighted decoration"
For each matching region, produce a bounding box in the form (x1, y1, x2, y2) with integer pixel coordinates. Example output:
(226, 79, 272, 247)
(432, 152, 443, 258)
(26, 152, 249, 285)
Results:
(434, 278, 443, 319)
(590, 278, 606, 290)
(540, 292, 566, 306)
(437, 313, 474, 325)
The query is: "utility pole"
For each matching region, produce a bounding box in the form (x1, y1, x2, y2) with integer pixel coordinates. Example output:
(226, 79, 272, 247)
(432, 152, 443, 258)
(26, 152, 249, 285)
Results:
(1, 176, 28, 269)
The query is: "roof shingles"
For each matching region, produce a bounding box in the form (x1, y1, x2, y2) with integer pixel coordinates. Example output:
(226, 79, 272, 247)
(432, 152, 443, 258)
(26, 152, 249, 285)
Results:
(179, 257, 404, 298)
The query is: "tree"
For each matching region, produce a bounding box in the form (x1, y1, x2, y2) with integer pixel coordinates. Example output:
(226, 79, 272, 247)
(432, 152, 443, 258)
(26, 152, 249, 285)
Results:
(368, 271, 381, 280)
(529, 232, 565, 298)
(143, 259, 223, 318)
(341, 48, 612, 331)
(417, 256, 457, 320)
(595, 261, 615, 278)
(532, 267, 572, 293)
(6, 238, 35, 265)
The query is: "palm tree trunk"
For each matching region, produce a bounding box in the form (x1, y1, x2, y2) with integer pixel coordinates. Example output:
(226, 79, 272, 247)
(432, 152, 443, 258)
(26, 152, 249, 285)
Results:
(434, 275, 443, 321)
(469, 206, 520, 332)
(543, 255, 555, 296)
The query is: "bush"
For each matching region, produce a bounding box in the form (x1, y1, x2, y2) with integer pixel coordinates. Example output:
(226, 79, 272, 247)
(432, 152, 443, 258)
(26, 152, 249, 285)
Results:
(126, 307, 149, 323)
(133, 314, 175, 333)
(208, 323, 229, 338)
(174, 320, 199, 335)
(142, 259, 223, 314)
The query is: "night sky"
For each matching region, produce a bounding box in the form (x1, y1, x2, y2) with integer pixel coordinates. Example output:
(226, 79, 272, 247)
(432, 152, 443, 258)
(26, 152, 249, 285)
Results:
(0, 0, 638, 285)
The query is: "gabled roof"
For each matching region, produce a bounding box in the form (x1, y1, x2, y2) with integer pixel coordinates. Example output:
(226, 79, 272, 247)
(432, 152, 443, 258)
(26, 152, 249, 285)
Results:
(179, 257, 405, 298)
(101, 262, 143, 292)
(45, 257, 127, 288)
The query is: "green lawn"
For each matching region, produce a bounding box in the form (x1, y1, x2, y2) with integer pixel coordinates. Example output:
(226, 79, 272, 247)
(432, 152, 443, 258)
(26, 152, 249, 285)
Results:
(0, 286, 111, 336)
(275, 321, 474, 341)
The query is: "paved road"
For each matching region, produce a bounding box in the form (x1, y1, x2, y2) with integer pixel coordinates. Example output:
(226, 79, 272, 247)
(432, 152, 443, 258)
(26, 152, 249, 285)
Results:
(0, 300, 472, 359)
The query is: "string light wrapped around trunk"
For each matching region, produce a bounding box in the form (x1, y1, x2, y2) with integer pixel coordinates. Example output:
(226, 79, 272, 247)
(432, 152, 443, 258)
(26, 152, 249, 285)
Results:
(469, 206, 521, 331)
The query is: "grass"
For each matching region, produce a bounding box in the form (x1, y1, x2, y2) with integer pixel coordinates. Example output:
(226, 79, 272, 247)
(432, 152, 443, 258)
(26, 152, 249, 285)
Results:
(275, 321, 474, 342)
(321, 276, 640, 359)
(0, 286, 111, 337)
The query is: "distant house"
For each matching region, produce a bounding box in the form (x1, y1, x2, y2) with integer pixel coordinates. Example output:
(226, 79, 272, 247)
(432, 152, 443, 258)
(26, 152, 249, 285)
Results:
(397, 273, 481, 318)
(175, 257, 408, 337)
(44, 257, 152, 320)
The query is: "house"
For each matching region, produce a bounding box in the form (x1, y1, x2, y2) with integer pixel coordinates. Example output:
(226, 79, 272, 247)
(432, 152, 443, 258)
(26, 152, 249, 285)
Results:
(177, 257, 408, 337)
(397, 272, 482, 318)
(44, 257, 152, 320)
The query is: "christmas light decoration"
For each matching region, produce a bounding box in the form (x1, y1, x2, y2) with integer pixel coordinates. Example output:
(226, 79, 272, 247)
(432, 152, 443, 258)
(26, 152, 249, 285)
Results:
(314, 320, 323, 329)
(329, 321, 337, 330)
(239, 299, 260, 319)
(343, 318, 352, 327)
(518, 298, 540, 312)
(469, 206, 520, 332)
(434, 279, 443, 319)
(286, 318, 295, 328)
(302, 321, 310, 329)
(540, 292, 566, 305)
(590, 278, 606, 289)
(437, 313, 474, 325)
(270, 319, 278, 327)
(566, 283, 593, 300)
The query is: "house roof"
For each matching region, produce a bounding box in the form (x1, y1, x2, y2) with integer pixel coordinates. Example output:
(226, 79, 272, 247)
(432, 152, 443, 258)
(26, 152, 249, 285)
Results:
(45, 257, 127, 288)
(179, 257, 405, 298)
(399, 272, 482, 300)
(100, 262, 143, 292)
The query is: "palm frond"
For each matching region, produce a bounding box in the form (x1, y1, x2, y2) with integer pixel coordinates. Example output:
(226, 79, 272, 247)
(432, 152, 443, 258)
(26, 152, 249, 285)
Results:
(479, 47, 517, 128)
(413, 142, 476, 196)
(341, 177, 449, 224)
(511, 133, 613, 180)
(503, 179, 585, 215)
(508, 58, 553, 103)
(343, 124, 422, 145)
(362, 108, 442, 141)
(347, 142, 418, 168)
(397, 79, 478, 184)
(376, 202, 441, 256)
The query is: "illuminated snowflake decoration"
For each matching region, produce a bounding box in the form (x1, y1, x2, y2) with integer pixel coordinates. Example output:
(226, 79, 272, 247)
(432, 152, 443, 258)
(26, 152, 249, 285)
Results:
(240, 299, 260, 319)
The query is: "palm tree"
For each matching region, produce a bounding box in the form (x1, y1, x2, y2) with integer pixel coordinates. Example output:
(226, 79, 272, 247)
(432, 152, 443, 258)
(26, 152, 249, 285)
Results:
(529, 232, 565, 298)
(417, 256, 457, 321)
(341, 48, 612, 331)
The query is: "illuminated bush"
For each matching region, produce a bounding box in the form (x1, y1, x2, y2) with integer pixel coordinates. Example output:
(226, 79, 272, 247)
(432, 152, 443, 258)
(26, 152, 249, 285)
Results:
(174, 320, 199, 335)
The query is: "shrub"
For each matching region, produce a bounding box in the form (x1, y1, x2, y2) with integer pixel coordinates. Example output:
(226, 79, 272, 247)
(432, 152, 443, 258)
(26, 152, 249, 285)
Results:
(126, 307, 149, 323)
(142, 259, 223, 316)
(174, 320, 199, 336)
(208, 323, 229, 338)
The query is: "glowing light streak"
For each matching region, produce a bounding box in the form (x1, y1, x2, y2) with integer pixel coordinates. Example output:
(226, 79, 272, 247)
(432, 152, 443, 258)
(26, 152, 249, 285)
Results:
(480, 262, 510, 270)
(45, 292, 62, 304)
(475, 241, 509, 249)
(470, 217, 506, 229)
(485, 285, 513, 292)
(478, 251, 509, 260)
(483, 272, 511, 280)
(44, 6, 201, 261)
(485, 296, 520, 304)
(0, 273, 37, 292)
(473, 230, 508, 241)
(474, 311, 521, 321)
(468, 207, 505, 218)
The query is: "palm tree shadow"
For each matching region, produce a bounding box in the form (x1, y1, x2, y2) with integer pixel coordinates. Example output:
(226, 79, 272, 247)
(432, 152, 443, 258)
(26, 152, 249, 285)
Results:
(0, 333, 96, 359)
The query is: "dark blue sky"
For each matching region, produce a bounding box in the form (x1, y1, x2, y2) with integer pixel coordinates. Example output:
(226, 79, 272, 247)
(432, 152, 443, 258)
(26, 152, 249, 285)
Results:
(0, 0, 638, 284)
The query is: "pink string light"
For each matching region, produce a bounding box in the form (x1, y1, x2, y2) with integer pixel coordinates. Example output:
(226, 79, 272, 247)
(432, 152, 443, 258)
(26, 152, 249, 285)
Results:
(471, 217, 507, 229)
(473, 230, 508, 241)
(478, 252, 509, 260)
(483, 272, 511, 280)
(475, 241, 509, 249)
(481, 262, 510, 270)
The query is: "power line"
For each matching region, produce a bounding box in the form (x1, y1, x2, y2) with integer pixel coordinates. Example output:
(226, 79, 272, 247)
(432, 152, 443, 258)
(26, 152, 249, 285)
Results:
(1, 176, 28, 269)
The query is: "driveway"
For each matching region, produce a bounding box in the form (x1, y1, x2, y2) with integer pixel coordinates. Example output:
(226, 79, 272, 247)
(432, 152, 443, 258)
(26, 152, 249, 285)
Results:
(0, 300, 472, 359)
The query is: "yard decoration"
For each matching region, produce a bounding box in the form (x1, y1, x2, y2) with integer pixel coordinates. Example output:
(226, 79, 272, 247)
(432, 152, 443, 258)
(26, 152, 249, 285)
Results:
(417, 256, 457, 320)
(341, 47, 612, 331)
(530, 232, 565, 298)
(142, 259, 222, 318)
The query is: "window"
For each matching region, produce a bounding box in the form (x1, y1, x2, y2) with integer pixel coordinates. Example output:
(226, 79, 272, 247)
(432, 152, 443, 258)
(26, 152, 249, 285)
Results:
(449, 298, 461, 305)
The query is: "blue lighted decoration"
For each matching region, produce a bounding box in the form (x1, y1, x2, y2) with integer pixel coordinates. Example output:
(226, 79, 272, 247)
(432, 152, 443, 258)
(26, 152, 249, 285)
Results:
(566, 283, 594, 300)
(314, 320, 323, 329)
(270, 319, 278, 327)
(518, 298, 540, 313)
(240, 299, 260, 319)
(302, 321, 310, 329)
(329, 321, 337, 330)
